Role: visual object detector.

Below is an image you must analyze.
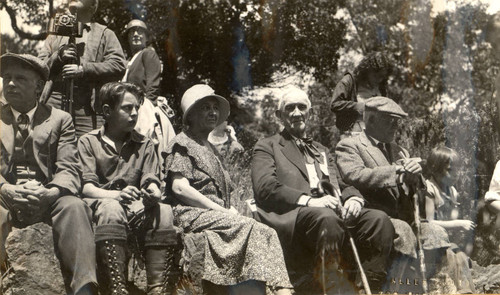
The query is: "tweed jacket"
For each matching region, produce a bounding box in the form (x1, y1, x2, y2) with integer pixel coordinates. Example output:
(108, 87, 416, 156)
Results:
(38, 22, 126, 111)
(335, 131, 411, 219)
(251, 130, 362, 248)
(125, 47, 161, 103)
(0, 104, 81, 195)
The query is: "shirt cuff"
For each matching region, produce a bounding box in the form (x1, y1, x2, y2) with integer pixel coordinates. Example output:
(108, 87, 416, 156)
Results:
(297, 195, 311, 207)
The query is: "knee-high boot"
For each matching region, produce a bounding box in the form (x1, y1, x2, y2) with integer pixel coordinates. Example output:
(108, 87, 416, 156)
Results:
(95, 224, 129, 295)
(144, 228, 181, 295)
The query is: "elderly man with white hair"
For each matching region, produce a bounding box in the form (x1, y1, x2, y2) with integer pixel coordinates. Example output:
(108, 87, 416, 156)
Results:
(251, 86, 394, 293)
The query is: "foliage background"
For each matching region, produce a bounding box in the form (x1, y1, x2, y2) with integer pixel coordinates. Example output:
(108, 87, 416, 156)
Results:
(2, 0, 500, 265)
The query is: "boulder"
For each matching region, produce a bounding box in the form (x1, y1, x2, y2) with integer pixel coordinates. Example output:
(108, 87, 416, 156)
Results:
(2, 223, 65, 295)
(472, 261, 500, 294)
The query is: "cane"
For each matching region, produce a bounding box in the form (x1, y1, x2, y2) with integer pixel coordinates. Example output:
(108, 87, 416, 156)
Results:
(411, 175, 429, 294)
(397, 152, 428, 294)
(318, 181, 372, 295)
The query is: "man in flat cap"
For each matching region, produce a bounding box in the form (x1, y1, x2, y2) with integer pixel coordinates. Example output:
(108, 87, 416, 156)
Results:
(335, 96, 421, 224)
(336, 96, 437, 293)
(0, 53, 97, 294)
(39, 0, 126, 137)
(251, 87, 394, 293)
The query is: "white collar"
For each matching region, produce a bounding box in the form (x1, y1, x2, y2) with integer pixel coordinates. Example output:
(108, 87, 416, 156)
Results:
(208, 131, 228, 145)
(11, 103, 38, 124)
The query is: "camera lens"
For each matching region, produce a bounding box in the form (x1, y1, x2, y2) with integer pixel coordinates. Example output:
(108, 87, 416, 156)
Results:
(60, 15, 70, 25)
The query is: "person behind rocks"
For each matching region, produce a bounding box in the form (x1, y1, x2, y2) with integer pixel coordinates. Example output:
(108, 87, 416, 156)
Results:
(251, 86, 394, 294)
(208, 120, 244, 160)
(423, 146, 476, 293)
(0, 53, 97, 295)
(330, 52, 391, 137)
(163, 84, 292, 295)
(78, 82, 178, 295)
(39, 0, 126, 137)
(335, 96, 451, 294)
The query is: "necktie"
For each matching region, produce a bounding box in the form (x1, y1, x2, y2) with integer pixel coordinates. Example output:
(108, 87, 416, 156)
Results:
(17, 113, 30, 140)
(296, 137, 322, 164)
(377, 142, 390, 162)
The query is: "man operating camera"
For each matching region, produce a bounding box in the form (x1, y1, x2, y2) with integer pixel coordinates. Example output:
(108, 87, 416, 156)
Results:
(39, 0, 126, 137)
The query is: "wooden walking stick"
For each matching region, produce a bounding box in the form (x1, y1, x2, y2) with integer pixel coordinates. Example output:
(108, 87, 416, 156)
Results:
(411, 174, 429, 294)
(319, 181, 372, 295)
(397, 152, 428, 294)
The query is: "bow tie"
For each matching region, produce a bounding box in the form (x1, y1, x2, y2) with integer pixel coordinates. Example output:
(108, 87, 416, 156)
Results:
(295, 137, 322, 164)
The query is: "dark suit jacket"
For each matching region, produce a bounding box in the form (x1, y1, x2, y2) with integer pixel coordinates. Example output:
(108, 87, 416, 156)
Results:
(251, 130, 362, 249)
(126, 47, 162, 103)
(0, 104, 81, 195)
(335, 131, 412, 220)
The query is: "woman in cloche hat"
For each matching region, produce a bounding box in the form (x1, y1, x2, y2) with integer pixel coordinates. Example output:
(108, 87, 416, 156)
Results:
(122, 19, 161, 104)
(163, 84, 292, 294)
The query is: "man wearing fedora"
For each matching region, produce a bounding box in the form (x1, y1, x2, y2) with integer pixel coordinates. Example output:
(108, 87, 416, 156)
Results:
(39, 0, 126, 137)
(251, 86, 395, 293)
(0, 53, 97, 294)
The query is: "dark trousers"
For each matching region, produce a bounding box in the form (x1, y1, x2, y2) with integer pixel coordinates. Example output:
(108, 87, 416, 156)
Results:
(291, 207, 395, 290)
(0, 195, 97, 294)
(46, 92, 104, 138)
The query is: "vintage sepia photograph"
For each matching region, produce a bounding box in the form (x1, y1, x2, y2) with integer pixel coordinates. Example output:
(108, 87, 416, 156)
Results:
(1, 0, 500, 294)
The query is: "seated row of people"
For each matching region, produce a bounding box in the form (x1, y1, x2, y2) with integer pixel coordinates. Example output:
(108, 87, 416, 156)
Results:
(0, 53, 292, 295)
(0, 51, 479, 295)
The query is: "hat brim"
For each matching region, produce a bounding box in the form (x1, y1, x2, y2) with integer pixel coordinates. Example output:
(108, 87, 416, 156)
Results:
(0, 55, 48, 81)
(365, 107, 408, 118)
(182, 94, 230, 126)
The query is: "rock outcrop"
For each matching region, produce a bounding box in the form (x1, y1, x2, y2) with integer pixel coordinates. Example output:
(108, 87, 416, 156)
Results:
(3, 223, 500, 294)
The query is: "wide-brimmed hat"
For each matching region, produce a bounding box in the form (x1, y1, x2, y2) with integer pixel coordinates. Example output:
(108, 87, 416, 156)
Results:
(0, 53, 49, 81)
(181, 84, 230, 126)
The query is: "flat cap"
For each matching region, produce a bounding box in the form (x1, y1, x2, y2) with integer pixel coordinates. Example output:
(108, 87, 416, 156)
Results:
(365, 96, 408, 118)
(0, 53, 50, 81)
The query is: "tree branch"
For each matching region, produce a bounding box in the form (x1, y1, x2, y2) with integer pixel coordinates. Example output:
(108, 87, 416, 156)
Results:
(1, 1, 47, 40)
(344, 4, 367, 54)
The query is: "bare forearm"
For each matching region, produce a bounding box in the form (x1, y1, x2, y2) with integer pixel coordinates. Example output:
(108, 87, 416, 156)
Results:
(172, 177, 227, 212)
(82, 183, 119, 200)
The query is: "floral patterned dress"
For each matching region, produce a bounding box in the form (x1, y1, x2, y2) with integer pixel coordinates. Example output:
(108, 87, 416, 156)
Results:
(163, 131, 292, 289)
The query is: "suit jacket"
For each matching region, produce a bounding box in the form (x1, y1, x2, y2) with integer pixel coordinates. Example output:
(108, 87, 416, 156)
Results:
(0, 104, 81, 195)
(251, 130, 362, 249)
(335, 131, 411, 219)
(39, 22, 126, 111)
(126, 47, 162, 103)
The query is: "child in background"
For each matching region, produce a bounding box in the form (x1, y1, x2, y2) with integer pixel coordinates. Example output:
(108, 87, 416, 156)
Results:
(424, 146, 475, 293)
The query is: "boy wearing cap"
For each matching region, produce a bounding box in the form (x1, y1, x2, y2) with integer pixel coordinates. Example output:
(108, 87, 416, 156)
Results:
(251, 87, 394, 293)
(39, 0, 126, 137)
(0, 53, 97, 294)
(78, 82, 178, 295)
